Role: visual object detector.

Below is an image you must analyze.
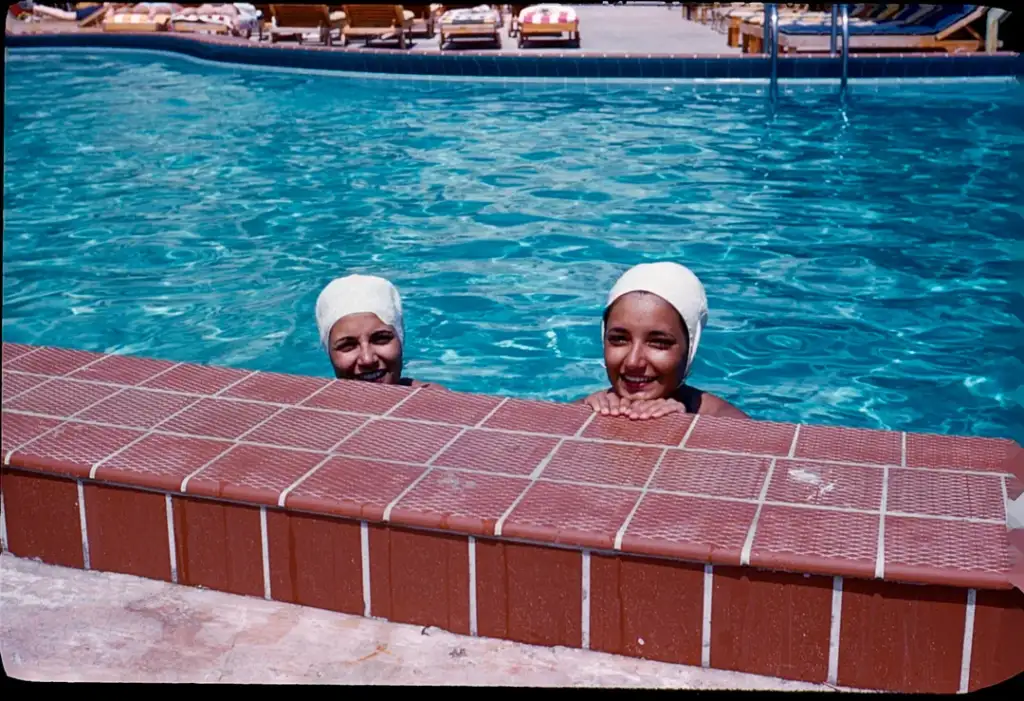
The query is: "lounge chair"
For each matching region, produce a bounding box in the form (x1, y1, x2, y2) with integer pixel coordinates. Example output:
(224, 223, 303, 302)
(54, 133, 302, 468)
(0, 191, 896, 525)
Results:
(268, 4, 344, 45)
(402, 3, 440, 37)
(341, 4, 414, 48)
(23, 2, 116, 27)
(103, 3, 181, 32)
(752, 4, 988, 54)
(438, 4, 502, 49)
(171, 3, 260, 37)
(516, 3, 579, 48)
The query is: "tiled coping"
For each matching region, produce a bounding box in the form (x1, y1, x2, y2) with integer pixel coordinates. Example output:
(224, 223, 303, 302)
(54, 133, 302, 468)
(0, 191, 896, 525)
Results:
(5, 31, 1024, 79)
(2, 342, 1022, 692)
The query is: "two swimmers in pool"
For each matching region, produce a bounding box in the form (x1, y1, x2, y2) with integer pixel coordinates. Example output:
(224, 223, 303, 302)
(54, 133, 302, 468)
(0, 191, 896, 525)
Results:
(314, 262, 747, 421)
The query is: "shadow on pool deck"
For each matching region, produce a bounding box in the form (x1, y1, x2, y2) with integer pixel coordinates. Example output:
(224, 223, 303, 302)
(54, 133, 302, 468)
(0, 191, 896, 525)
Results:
(6, 4, 742, 56)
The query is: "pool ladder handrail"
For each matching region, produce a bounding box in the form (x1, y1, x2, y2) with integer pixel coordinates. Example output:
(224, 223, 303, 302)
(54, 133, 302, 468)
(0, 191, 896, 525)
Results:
(767, 4, 850, 103)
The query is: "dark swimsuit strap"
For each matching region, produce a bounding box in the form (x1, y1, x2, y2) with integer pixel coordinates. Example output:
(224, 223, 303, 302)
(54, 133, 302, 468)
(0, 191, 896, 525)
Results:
(672, 384, 704, 414)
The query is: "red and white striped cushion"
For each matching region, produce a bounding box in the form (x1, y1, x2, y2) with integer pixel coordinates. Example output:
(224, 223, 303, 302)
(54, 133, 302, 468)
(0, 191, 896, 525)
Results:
(518, 4, 577, 25)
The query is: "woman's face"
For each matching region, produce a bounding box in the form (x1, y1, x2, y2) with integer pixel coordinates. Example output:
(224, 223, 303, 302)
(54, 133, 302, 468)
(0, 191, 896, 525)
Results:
(603, 291, 689, 401)
(327, 312, 403, 384)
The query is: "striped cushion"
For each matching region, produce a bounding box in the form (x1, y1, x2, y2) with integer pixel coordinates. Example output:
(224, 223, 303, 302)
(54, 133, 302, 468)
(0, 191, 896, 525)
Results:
(519, 4, 578, 25)
(110, 13, 171, 24)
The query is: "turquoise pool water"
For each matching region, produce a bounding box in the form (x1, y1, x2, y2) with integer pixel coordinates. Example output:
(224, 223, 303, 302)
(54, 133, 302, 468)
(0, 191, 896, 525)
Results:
(4, 50, 1023, 439)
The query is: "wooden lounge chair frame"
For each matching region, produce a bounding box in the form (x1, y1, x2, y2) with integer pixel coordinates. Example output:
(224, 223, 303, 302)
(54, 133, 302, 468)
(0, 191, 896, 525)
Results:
(269, 4, 343, 46)
(341, 4, 413, 49)
(740, 5, 987, 54)
(402, 3, 438, 37)
(437, 5, 502, 50)
(103, 7, 174, 33)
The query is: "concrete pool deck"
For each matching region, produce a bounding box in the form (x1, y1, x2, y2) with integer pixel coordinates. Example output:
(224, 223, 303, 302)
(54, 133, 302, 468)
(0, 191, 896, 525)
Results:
(2, 553, 838, 688)
(7, 4, 741, 55)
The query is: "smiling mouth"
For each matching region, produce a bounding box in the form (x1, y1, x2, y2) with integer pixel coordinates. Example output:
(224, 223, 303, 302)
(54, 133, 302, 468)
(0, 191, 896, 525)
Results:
(621, 374, 658, 392)
(356, 369, 388, 383)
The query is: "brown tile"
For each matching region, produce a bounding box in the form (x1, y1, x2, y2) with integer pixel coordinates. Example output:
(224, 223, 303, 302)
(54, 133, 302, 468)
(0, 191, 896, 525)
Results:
(141, 363, 252, 395)
(481, 398, 592, 436)
(589, 553, 703, 665)
(502, 481, 641, 549)
(4, 379, 120, 418)
(284, 455, 426, 520)
(3, 345, 104, 376)
(580, 413, 693, 446)
(368, 525, 470, 634)
(432, 429, 559, 476)
(334, 419, 462, 464)
(653, 451, 771, 500)
(388, 468, 529, 535)
(621, 493, 756, 565)
(390, 387, 503, 426)
(969, 588, 1024, 691)
(76, 388, 198, 429)
(173, 496, 263, 597)
(156, 398, 279, 439)
(905, 433, 1017, 473)
(13, 422, 144, 478)
(838, 578, 966, 693)
(475, 539, 582, 648)
(685, 416, 797, 456)
(220, 371, 329, 405)
(242, 408, 367, 452)
(767, 460, 883, 511)
(542, 440, 662, 487)
(794, 424, 901, 465)
(95, 433, 232, 492)
(711, 566, 831, 682)
(84, 483, 171, 581)
(67, 354, 177, 386)
(301, 378, 415, 415)
(185, 444, 325, 506)
(884, 516, 1008, 588)
(265, 509, 363, 615)
(1, 469, 83, 568)
(2, 371, 49, 403)
(1, 412, 62, 456)
(886, 468, 1004, 520)
(749, 505, 878, 579)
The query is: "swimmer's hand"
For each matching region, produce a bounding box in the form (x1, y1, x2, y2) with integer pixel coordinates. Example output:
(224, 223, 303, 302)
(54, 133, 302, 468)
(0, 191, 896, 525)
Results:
(584, 390, 631, 417)
(584, 392, 684, 420)
(622, 398, 684, 421)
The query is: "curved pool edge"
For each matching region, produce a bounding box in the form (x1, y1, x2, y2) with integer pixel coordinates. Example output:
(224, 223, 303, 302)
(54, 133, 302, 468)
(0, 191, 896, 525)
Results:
(5, 31, 1023, 80)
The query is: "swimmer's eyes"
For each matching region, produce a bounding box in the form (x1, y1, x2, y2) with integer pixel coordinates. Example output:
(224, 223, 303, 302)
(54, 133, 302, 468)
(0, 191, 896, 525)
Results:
(370, 331, 395, 345)
(333, 339, 358, 352)
(606, 333, 629, 345)
(333, 331, 395, 352)
(647, 338, 675, 350)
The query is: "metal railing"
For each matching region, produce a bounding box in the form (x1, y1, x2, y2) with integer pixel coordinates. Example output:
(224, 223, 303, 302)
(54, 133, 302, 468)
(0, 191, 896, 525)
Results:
(767, 4, 852, 104)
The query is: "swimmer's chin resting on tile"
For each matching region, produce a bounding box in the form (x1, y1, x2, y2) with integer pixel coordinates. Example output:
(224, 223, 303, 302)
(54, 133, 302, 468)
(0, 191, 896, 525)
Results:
(316, 274, 439, 389)
(582, 261, 748, 422)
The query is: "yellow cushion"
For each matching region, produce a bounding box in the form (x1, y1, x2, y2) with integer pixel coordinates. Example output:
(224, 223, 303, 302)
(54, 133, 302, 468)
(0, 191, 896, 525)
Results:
(329, 10, 345, 21)
(403, 9, 414, 21)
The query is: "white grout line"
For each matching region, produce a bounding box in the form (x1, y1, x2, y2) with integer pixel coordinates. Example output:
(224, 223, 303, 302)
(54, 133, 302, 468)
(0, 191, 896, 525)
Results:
(178, 443, 242, 493)
(701, 564, 713, 668)
(360, 521, 372, 618)
(875, 463, 890, 579)
(740, 458, 776, 566)
(0, 491, 7, 552)
(958, 588, 977, 694)
(474, 397, 509, 428)
(381, 385, 424, 417)
(827, 575, 843, 685)
(165, 494, 178, 584)
(468, 535, 478, 636)
(77, 481, 91, 570)
(381, 426, 470, 522)
(2, 344, 44, 367)
(2, 352, 109, 405)
(581, 550, 591, 650)
(2, 405, 1012, 479)
(614, 447, 669, 550)
(261, 506, 272, 601)
(494, 437, 566, 537)
(276, 455, 335, 508)
(574, 411, 597, 437)
(1001, 476, 1009, 522)
(900, 432, 907, 468)
(678, 415, 700, 447)
(788, 424, 801, 458)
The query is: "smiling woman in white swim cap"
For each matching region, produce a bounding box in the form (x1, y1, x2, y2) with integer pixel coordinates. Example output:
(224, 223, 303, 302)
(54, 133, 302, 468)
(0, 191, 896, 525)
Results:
(315, 274, 434, 387)
(583, 262, 747, 421)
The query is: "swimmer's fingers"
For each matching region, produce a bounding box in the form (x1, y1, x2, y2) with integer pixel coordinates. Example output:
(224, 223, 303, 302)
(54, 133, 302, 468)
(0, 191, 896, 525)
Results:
(608, 393, 631, 417)
(628, 399, 682, 420)
(585, 391, 618, 416)
(649, 399, 684, 419)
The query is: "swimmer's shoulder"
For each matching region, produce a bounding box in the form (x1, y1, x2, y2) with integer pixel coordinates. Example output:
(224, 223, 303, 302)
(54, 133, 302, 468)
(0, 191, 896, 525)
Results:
(676, 385, 749, 420)
(404, 378, 446, 390)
